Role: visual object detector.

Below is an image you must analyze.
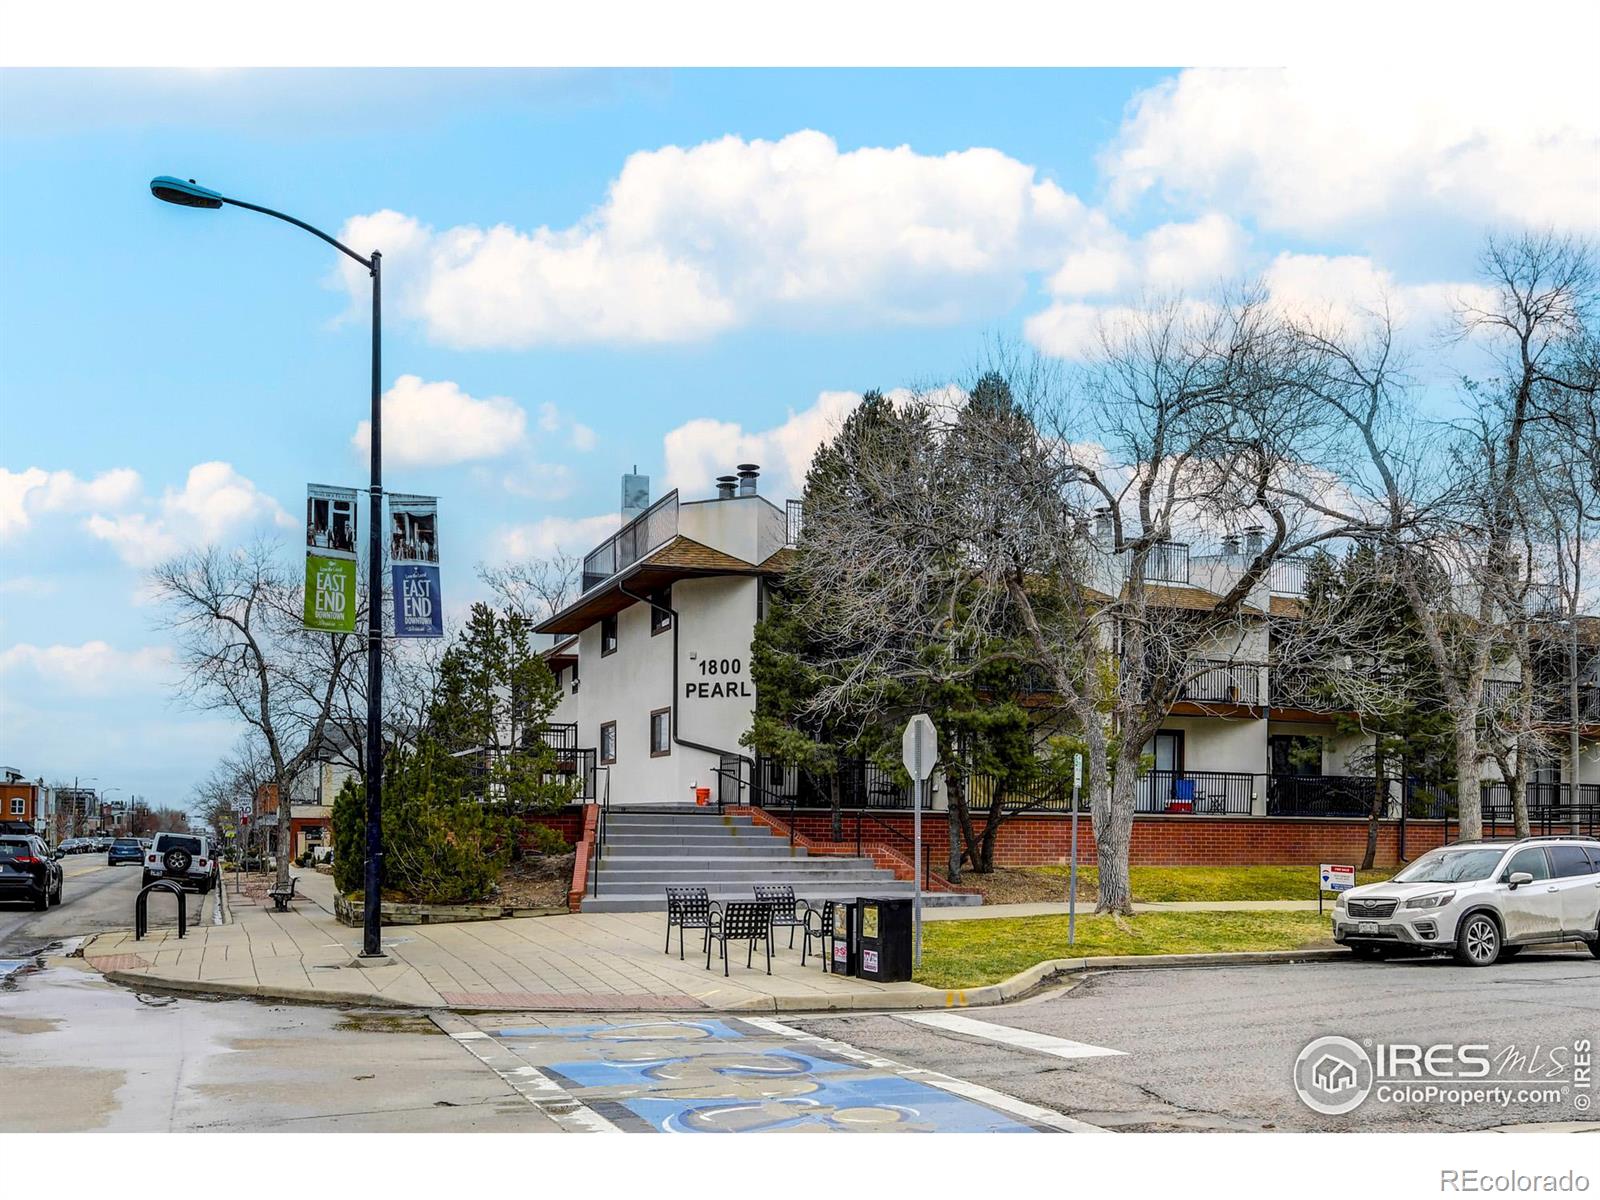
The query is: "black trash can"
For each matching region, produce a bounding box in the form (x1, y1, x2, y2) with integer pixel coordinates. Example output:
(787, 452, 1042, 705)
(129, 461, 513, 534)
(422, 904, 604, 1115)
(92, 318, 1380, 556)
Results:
(856, 896, 914, 982)
(829, 899, 859, 976)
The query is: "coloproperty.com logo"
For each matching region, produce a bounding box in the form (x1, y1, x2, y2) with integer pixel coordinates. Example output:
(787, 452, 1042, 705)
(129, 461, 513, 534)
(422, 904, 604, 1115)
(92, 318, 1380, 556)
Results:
(1293, 1035, 1593, 1116)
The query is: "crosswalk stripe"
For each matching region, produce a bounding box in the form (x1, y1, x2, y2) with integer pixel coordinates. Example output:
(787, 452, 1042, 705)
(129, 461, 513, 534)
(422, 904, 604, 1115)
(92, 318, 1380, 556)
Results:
(897, 1012, 1126, 1060)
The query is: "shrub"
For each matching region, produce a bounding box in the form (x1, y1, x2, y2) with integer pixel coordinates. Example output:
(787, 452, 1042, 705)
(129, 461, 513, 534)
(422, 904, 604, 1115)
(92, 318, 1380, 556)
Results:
(525, 823, 570, 856)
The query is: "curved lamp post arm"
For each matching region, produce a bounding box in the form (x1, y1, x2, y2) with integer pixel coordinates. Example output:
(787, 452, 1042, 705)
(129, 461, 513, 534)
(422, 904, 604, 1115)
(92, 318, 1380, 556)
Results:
(218, 196, 374, 272)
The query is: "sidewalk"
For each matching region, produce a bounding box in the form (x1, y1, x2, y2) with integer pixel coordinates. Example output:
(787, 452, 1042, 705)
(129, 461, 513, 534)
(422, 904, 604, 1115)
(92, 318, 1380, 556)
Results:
(82, 869, 946, 1013)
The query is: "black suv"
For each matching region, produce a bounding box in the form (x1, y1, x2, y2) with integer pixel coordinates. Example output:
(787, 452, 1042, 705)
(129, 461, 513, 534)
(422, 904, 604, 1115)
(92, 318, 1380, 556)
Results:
(0, 834, 64, 910)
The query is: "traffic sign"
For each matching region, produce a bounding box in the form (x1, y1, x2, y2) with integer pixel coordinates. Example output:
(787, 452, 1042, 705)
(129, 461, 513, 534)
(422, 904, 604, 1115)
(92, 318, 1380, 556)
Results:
(901, 713, 937, 781)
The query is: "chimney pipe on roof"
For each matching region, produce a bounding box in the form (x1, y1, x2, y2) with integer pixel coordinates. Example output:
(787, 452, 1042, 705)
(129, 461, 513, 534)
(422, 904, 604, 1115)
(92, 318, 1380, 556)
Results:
(1244, 525, 1265, 557)
(1222, 533, 1241, 556)
(622, 468, 650, 524)
(715, 475, 737, 500)
(1094, 506, 1114, 546)
(736, 463, 759, 497)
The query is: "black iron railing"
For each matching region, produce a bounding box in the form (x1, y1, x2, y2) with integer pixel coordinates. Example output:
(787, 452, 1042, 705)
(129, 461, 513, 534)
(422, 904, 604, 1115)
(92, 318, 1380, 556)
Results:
(1481, 804, 1599, 838)
(1141, 540, 1190, 584)
(1267, 775, 1389, 817)
(962, 773, 1081, 814)
(1271, 557, 1310, 595)
(751, 756, 928, 811)
(1137, 770, 1255, 815)
(581, 490, 679, 592)
(1481, 781, 1600, 810)
(587, 767, 610, 899)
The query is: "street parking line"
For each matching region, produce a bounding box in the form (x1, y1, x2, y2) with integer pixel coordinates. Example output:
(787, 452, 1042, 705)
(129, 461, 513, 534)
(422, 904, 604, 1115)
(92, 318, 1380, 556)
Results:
(430, 1012, 621, 1133)
(896, 1012, 1126, 1061)
(744, 1016, 1110, 1133)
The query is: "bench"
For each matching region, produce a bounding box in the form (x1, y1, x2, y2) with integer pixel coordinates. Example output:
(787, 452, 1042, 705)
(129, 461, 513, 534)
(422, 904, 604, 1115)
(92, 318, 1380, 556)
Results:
(266, 876, 298, 912)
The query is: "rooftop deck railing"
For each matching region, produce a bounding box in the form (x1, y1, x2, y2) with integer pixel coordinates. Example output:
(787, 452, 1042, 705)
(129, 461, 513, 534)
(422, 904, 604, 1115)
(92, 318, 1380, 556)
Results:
(580, 490, 679, 593)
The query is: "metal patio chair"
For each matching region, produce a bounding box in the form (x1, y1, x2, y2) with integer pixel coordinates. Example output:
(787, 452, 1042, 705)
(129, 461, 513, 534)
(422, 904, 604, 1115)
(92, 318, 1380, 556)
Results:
(801, 899, 836, 970)
(754, 884, 807, 949)
(665, 886, 715, 960)
(705, 900, 774, 976)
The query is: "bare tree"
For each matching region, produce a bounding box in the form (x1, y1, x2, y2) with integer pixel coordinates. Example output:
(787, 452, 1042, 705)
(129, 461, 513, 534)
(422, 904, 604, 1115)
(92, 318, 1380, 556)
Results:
(151, 541, 364, 886)
(478, 550, 580, 625)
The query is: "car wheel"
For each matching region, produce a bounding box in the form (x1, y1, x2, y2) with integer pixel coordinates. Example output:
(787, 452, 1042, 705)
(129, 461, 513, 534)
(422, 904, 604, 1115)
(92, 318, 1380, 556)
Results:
(141, 871, 154, 888)
(49, 879, 62, 906)
(32, 888, 48, 911)
(1453, 912, 1502, 966)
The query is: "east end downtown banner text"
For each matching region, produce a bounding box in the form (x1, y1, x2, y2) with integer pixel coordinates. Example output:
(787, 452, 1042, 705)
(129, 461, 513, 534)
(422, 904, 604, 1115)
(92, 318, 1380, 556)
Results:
(300, 486, 442, 638)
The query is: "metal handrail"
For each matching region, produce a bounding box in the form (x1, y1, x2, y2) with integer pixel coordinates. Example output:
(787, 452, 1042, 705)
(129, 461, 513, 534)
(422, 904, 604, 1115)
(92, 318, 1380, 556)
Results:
(580, 490, 679, 592)
(588, 767, 611, 899)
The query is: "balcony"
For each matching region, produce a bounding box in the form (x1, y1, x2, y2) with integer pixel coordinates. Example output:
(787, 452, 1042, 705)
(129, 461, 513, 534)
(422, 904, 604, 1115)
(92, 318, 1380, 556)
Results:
(1270, 557, 1310, 596)
(1179, 661, 1263, 706)
(1142, 540, 1190, 584)
(1267, 775, 1389, 817)
(580, 491, 679, 593)
(785, 499, 804, 547)
(1137, 770, 1255, 815)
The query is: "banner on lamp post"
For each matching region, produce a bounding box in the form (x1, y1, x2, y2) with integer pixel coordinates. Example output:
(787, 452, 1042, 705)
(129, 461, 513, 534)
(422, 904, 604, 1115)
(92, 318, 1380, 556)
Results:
(389, 493, 443, 638)
(303, 484, 359, 634)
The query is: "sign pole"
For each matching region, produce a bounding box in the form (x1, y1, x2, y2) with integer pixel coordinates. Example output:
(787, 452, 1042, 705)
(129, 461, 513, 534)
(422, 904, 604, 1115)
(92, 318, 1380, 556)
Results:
(1069, 753, 1082, 947)
(901, 714, 936, 972)
(913, 770, 922, 967)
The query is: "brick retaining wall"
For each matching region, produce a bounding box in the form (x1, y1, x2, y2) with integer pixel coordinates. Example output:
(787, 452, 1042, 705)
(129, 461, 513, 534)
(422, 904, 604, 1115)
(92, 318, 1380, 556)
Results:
(767, 810, 1460, 869)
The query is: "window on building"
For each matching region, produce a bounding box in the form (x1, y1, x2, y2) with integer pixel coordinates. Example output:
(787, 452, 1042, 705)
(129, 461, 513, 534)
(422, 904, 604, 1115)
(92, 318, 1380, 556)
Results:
(649, 587, 672, 635)
(9, 798, 24, 816)
(600, 721, 617, 764)
(650, 707, 671, 757)
(601, 614, 618, 656)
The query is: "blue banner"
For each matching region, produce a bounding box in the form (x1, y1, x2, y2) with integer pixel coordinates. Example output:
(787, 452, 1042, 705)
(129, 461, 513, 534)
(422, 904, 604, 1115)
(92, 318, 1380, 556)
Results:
(392, 564, 443, 638)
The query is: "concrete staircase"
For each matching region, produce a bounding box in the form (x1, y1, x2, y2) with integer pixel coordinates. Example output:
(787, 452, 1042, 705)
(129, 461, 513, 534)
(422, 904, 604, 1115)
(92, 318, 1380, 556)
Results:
(578, 808, 980, 913)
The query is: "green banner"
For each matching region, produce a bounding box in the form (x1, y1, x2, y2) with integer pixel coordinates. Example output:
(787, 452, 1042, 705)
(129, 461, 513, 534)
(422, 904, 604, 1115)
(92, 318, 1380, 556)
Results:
(304, 553, 358, 633)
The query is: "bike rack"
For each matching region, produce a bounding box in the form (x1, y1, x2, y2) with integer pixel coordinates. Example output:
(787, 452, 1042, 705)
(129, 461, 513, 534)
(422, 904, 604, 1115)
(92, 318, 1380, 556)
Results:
(135, 879, 188, 940)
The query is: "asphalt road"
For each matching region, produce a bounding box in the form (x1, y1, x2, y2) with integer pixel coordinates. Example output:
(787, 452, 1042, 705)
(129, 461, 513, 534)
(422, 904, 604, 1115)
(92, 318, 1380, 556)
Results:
(0, 856, 209, 957)
(796, 953, 1600, 1132)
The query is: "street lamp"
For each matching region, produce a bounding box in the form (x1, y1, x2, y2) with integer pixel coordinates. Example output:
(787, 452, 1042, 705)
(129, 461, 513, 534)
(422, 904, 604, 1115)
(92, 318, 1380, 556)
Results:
(149, 176, 386, 958)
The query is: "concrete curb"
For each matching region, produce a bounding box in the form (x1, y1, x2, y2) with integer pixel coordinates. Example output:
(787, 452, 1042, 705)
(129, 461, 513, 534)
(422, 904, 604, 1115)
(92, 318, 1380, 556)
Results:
(84, 938, 1349, 1015)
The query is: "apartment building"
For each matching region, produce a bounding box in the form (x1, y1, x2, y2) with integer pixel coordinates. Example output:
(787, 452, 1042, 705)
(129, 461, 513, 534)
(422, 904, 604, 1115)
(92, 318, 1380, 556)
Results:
(535, 466, 798, 807)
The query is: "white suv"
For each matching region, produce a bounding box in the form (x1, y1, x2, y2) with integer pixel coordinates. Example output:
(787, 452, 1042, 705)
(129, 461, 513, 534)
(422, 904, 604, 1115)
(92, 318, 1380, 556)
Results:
(1333, 836, 1600, 966)
(142, 831, 219, 894)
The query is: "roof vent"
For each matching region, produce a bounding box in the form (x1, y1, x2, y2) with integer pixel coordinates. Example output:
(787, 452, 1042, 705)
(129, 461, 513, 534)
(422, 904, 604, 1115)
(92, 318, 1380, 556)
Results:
(1244, 525, 1265, 556)
(715, 475, 737, 500)
(736, 463, 759, 497)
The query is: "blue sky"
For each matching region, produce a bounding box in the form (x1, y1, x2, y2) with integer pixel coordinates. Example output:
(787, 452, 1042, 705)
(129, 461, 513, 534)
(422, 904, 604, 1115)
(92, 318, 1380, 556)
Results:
(2, 67, 1595, 808)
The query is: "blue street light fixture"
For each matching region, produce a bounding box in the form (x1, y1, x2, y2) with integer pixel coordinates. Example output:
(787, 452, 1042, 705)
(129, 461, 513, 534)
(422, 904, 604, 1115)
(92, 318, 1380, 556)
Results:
(149, 175, 387, 958)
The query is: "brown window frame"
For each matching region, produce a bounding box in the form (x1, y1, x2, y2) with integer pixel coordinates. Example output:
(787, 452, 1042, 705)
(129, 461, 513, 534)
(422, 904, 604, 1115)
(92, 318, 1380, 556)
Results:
(649, 587, 672, 636)
(649, 707, 672, 757)
(599, 721, 617, 765)
(600, 614, 619, 657)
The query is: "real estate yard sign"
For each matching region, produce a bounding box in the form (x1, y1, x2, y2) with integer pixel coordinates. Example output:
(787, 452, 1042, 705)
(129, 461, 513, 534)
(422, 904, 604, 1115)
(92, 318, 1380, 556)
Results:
(389, 493, 443, 638)
(304, 484, 358, 634)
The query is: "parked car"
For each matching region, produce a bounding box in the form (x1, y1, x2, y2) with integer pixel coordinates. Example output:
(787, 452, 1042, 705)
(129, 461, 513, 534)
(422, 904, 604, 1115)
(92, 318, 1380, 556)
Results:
(0, 834, 64, 910)
(108, 837, 144, 866)
(1334, 836, 1600, 966)
(142, 832, 219, 893)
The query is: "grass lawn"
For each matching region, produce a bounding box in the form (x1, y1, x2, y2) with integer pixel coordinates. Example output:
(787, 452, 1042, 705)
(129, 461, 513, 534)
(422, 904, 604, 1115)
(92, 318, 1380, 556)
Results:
(970, 863, 1390, 905)
(915, 910, 1334, 990)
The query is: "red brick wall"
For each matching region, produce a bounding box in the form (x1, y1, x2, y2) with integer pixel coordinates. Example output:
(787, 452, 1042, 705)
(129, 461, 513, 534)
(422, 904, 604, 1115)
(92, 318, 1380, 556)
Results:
(521, 806, 584, 850)
(567, 804, 598, 911)
(764, 810, 1460, 869)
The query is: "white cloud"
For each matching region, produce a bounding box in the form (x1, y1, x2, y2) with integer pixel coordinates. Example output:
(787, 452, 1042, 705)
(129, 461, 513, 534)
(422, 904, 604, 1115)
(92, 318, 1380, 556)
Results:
(84, 461, 292, 567)
(569, 422, 597, 452)
(1043, 213, 1248, 301)
(495, 514, 619, 561)
(1260, 252, 1490, 330)
(336, 130, 1093, 347)
(662, 389, 868, 502)
(351, 374, 528, 467)
(1103, 68, 1600, 234)
(0, 641, 174, 697)
(1, 467, 141, 537)
(1025, 297, 1221, 360)
(497, 462, 579, 503)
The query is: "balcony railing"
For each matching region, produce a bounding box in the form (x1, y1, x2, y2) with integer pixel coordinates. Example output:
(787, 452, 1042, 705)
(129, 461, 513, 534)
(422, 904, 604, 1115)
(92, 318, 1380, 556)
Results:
(1179, 661, 1262, 706)
(1271, 557, 1310, 596)
(1137, 770, 1255, 815)
(785, 499, 804, 548)
(580, 490, 679, 593)
(1267, 775, 1389, 817)
(1140, 540, 1190, 584)
(751, 756, 930, 810)
(1482, 781, 1600, 811)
